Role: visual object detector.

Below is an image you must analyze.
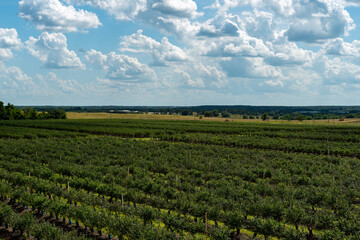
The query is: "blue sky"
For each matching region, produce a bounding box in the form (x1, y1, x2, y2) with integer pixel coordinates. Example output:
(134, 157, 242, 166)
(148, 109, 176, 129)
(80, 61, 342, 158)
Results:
(1, 0, 360, 106)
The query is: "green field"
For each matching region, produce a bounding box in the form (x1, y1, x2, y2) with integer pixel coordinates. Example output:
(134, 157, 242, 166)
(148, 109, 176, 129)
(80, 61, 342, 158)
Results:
(0, 119, 359, 239)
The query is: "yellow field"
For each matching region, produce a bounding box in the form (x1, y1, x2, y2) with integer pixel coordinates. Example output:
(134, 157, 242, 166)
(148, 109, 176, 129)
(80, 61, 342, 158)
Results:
(66, 112, 360, 125)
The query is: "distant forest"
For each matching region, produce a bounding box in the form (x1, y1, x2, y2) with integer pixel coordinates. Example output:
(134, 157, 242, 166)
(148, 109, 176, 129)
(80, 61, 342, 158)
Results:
(17, 105, 360, 120)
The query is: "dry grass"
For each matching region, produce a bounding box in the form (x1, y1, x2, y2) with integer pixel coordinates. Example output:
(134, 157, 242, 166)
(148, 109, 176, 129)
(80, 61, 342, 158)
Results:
(66, 112, 360, 125)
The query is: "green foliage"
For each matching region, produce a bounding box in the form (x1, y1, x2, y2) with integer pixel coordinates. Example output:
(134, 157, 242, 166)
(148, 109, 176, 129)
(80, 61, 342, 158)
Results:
(0, 119, 359, 239)
(212, 110, 220, 117)
(204, 111, 214, 117)
(221, 111, 230, 118)
(261, 113, 268, 121)
(10, 212, 35, 237)
(0, 101, 66, 120)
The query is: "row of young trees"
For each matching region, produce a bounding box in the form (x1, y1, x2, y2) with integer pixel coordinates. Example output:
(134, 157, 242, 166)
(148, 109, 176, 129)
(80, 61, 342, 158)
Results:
(0, 102, 66, 120)
(1, 128, 359, 239)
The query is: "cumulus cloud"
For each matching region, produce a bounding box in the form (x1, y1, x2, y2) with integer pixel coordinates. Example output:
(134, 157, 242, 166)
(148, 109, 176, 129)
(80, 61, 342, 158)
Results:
(194, 64, 228, 88)
(324, 57, 360, 84)
(265, 40, 314, 66)
(343, 0, 360, 6)
(287, 8, 354, 42)
(120, 30, 187, 66)
(242, 10, 277, 41)
(65, 0, 147, 21)
(85, 49, 156, 82)
(0, 29, 22, 49)
(26, 32, 85, 69)
(220, 57, 281, 78)
(198, 18, 240, 37)
(19, 0, 101, 32)
(205, 32, 270, 57)
(65, 0, 201, 38)
(323, 38, 360, 56)
(210, 0, 355, 43)
(0, 61, 34, 89)
(48, 72, 80, 93)
(0, 28, 22, 59)
(264, 79, 284, 87)
(151, 0, 200, 18)
(173, 69, 205, 88)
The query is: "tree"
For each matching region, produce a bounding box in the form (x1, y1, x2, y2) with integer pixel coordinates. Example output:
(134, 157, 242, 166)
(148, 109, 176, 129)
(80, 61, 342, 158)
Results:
(10, 212, 35, 237)
(262, 113, 268, 121)
(140, 206, 156, 226)
(212, 110, 220, 117)
(204, 111, 214, 117)
(0, 101, 6, 120)
(221, 111, 231, 118)
(224, 211, 245, 235)
(5, 103, 24, 120)
(47, 109, 67, 119)
(181, 109, 191, 116)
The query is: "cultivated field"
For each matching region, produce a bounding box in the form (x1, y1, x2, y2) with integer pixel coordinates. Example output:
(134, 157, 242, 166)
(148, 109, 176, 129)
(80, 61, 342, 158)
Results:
(67, 112, 360, 125)
(0, 118, 359, 239)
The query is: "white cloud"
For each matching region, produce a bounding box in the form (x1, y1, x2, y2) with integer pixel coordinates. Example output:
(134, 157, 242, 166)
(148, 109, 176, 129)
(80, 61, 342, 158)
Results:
(242, 10, 277, 41)
(324, 57, 360, 84)
(151, 0, 200, 18)
(220, 57, 281, 78)
(65, 0, 147, 21)
(85, 50, 157, 82)
(48, 72, 80, 93)
(265, 40, 314, 66)
(342, 0, 360, 7)
(194, 64, 228, 88)
(264, 79, 284, 87)
(322, 38, 360, 56)
(0, 28, 22, 60)
(211, 0, 355, 43)
(0, 61, 34, 89)
(205, 32, 271, 57)
(0, 49, 14, 60)
(287, 7, 354, 42)
(0, 28, 22, 49)
(148, 15, 201, 40)
(174, 69, 205, 88)
(19, 0, 101, 32)
(84, 49, 108, 69)
(120, 30, 187, 66)
(26, 32, 85, 69)
(198, 17, 240, 37)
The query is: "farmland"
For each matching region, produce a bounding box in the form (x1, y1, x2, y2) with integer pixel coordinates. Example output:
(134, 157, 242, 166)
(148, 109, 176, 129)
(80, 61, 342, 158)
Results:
(0, 119, 359, 239)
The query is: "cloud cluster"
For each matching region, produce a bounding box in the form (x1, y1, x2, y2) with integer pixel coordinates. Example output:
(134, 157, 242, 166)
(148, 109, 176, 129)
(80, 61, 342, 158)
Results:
(151, 0, 199, 18)
(120, 30, 187, 66)
(0, 28, 22, 59)
(19, 0, 101, 32)
(0, 61, 34, 90)
(48, 72, 80, 93)
(323, 38, 360, 56)
(25, 32, 85, 69)
(85, 49, 156, 82)
(65, 0, 147, 21)
(211, 0, 355, 43)
(7, 0, 360, 104)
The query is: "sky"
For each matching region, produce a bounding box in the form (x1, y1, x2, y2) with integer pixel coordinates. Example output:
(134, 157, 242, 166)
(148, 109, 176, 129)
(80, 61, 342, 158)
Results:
(1, 0, 360, 106)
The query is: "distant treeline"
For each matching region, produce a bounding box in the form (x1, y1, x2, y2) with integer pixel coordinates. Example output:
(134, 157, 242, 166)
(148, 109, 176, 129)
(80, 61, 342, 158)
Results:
(0, 102, 66, 120)
(18, 105, 360, 120)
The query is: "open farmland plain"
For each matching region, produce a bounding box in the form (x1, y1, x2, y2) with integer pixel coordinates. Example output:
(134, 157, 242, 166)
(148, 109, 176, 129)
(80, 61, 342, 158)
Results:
(0, 119, 359, 239)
